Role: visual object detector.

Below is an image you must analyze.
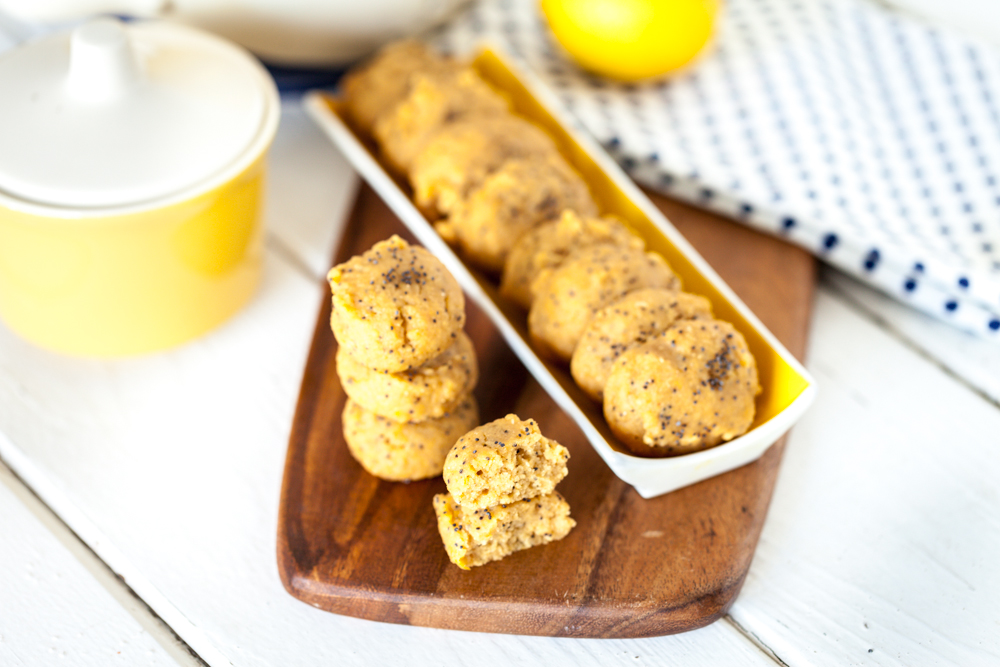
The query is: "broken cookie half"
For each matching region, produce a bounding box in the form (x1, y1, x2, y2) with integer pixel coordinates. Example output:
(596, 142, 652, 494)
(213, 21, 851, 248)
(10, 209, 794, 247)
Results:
(433, 414, 575, 569)
(433, 491, 575, 570)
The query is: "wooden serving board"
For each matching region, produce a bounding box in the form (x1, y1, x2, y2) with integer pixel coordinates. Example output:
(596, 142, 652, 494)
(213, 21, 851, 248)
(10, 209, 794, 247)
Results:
(277, 183, 816, 638)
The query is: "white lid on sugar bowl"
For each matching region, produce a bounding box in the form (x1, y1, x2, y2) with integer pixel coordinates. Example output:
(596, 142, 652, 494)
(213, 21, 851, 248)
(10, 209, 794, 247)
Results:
(0, 17, 279, 211)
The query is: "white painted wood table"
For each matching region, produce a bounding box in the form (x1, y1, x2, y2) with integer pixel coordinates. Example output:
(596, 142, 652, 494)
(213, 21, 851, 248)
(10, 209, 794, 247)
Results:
(1, 100, 999, 667)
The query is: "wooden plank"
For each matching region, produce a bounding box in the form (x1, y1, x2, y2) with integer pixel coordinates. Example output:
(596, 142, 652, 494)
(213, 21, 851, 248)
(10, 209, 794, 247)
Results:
(730, 288, 1000, 666)
(825, 267, 1000, 405)
(277, 182, 816, 637)
(0, 244, 322, 667)
(0, 462, 184, 667)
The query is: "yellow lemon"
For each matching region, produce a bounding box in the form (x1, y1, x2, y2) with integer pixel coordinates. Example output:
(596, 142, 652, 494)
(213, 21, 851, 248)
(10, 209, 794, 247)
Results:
(540, 0, 720, 81)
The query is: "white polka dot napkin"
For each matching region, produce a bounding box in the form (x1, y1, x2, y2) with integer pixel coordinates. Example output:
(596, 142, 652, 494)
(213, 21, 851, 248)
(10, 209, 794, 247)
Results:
(434, 0, 1000, 339)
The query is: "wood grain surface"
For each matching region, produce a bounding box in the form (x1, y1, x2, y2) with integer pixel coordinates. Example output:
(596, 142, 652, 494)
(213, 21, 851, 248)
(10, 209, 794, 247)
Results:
(276, 183, 816, 638)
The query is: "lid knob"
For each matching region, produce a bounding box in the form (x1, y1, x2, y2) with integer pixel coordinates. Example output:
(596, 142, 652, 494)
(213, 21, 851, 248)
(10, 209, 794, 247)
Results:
(0, 19, 276, 209)
(66, 18, 139, 104)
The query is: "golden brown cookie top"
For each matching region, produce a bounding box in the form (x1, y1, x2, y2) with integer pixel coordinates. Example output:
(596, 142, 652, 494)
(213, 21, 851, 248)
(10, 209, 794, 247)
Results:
(410, 115, 560, 217)
(373, 67, 510, 173)
(528, 243, 681, 361)
(571, 289, 713, 401)
(341, 40, 460, 134)
(603, 318, 759, 456)
(442, 414, 569, 509)
(436, 154, 598, 273)
(327, 235, 465, 372)
(501, 210, 643, 309)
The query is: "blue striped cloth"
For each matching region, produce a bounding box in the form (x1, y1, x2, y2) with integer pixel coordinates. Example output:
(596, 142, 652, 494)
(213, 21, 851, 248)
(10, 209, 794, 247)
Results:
(436, 0, 1000, 339)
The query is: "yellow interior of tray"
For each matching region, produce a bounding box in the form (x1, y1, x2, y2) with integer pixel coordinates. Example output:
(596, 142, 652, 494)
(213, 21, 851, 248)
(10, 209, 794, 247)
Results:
(471, 48, 811, 428)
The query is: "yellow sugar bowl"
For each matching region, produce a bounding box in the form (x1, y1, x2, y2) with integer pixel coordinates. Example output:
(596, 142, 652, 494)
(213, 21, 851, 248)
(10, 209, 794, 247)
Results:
(0, 18, 280, 356)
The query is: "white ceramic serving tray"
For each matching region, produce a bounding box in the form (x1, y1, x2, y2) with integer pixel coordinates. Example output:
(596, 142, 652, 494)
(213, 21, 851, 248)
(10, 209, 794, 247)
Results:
(303, 47, 816, 498)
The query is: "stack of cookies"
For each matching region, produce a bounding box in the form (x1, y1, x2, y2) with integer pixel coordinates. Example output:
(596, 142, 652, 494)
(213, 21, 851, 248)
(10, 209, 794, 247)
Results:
(328, 235, 479, 481)
(432, 414, 575, 569)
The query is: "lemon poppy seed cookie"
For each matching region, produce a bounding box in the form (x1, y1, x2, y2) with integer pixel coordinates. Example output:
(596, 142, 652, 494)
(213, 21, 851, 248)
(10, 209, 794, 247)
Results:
(433, 491, 575, 569)
(341, 40, 458, 134)
(500, 210, 643, 309)
(328, 235, 465, 373)
(336, 330, 479, 422)
(527, 244, 681, 362)
(435, 154, 598, 273)
(343, 397, 479, 482)
(571, 289, 713, 402)
(374, 68, 510, 174)
(603, 319, 760, 457)
(442, 414, 569, 510)
(410, 115, 560, 218)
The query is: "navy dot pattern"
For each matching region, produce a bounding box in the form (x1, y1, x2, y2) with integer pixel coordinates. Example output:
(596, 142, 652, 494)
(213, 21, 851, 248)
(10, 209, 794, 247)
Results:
(434, 0, 1000, 338)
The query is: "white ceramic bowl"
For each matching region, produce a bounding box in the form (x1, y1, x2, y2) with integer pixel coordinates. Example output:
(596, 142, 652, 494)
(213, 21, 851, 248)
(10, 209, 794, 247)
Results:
(0, 0, 471, 65)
